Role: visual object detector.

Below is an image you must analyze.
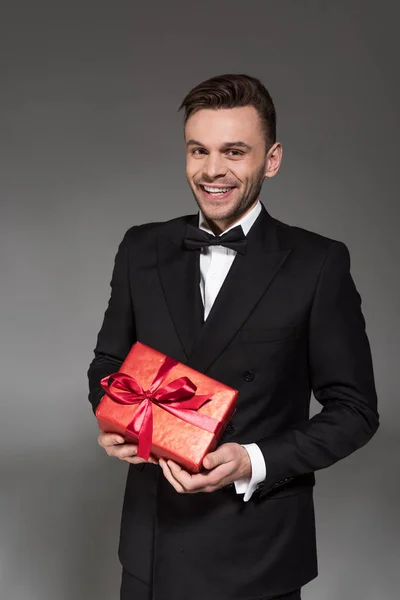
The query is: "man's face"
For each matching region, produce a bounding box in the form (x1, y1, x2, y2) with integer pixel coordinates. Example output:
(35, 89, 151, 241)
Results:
(184, 106, 281, 231)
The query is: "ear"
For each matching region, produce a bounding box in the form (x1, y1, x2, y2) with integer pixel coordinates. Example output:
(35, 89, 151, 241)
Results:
(264, 142, 283, 179)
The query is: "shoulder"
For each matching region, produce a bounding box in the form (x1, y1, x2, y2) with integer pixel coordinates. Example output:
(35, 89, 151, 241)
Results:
(120, 213, 195, 247)
(275, 216, 350, 261)
(271, 216, 352, 281)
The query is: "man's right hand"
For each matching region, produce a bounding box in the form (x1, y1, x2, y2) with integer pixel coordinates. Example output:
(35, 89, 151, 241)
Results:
(97, 432, 159, 465)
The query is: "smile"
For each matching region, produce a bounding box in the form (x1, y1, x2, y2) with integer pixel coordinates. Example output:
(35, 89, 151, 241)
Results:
(200, 185, 236, 199)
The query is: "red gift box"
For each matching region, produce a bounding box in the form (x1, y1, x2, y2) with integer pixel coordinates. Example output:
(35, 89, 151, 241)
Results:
(95, 342, 238, 473)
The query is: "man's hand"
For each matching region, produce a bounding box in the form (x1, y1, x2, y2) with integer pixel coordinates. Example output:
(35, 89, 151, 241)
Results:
(159, 443, 251, 493)
(97, 432, 159, 465)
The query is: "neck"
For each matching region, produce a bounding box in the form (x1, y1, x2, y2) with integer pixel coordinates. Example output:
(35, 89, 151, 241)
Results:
(203, 219, 228, 236)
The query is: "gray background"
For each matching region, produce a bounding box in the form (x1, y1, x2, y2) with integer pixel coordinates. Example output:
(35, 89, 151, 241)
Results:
(1, 1, 399, 599)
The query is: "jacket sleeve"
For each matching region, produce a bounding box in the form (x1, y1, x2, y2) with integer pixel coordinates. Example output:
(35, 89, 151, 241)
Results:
(87, 229, 137, 414)
(256, 240, 379, 496)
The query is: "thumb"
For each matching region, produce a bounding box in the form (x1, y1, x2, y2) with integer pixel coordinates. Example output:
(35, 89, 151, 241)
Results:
(203, 446, 230, 470)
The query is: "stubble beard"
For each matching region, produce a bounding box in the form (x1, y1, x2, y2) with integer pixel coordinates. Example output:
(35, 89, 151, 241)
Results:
(188, 163, 266, 226)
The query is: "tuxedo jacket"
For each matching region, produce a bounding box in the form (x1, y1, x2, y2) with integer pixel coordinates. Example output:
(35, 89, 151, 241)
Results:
(88, 204, 379, 600)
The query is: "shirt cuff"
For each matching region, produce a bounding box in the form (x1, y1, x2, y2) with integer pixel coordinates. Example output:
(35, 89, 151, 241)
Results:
(233, 443, 267, 502)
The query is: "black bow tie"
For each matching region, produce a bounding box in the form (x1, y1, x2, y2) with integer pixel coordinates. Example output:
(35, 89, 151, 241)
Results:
(184, 224, 247, 255)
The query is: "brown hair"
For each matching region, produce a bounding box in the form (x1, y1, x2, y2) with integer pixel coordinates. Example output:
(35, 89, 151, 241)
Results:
(178, 74, 276, 150)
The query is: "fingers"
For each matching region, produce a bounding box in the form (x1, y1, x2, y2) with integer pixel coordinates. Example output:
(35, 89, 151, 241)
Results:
(97, 431, 140, 462)
(159, 459, 233, 494)
(97, 432, 159, 465)
(97, 435, 242, 481)
(119, 453, 159, 465)
(98, 431, 125, 448)
(104, 441, 138, 460)
(131, 454, 159, 465)
(159, 459, 186, 493)
(160, 444, 248, 493)
(123, 455, 148, 465)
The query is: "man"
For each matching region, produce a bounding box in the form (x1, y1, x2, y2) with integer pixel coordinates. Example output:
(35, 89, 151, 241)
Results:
(88, 74, 379, 600)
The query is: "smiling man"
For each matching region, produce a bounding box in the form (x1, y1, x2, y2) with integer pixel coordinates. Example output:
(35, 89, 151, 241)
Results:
(88, 74, 379, 600)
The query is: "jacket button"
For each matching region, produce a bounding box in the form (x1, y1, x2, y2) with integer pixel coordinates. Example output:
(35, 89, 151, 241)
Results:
(225, 423, 234, 434)
(243, 370, 254, 382)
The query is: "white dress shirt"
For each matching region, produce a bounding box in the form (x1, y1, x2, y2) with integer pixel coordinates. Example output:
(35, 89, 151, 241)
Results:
(198, 200, 267, 502)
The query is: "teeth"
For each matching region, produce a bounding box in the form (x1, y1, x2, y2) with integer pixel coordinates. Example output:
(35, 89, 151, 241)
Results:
(203, 186, 233, 193)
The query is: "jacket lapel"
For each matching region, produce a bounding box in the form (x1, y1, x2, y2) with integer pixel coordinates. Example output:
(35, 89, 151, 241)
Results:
(187, 206, 292, 373)
(157, 215, 203, 360)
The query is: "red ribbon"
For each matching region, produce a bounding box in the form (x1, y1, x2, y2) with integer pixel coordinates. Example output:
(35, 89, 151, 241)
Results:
(100, 356, 221, 460)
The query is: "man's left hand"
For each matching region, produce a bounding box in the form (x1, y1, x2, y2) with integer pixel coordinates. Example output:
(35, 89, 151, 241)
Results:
(158, 443, 251, 494)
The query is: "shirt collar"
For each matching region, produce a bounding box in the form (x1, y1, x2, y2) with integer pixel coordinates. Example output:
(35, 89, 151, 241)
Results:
(198, 200, 262, 237)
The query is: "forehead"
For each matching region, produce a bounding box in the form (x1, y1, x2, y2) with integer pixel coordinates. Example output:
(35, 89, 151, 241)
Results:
(184, 106, 263, 145)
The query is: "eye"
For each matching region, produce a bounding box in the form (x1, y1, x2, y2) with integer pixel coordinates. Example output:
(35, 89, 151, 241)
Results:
(191, 148, 207, 155)
(227, 150, 243, 156)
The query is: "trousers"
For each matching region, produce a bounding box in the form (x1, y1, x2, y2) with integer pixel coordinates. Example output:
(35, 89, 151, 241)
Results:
(120, 568, 302, 600)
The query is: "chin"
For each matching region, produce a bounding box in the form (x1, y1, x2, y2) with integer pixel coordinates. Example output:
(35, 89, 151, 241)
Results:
(198, 204, 235, 223)
(196, 196, 237, 220)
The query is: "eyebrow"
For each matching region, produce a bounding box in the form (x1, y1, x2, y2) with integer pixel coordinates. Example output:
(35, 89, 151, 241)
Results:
(186, 139, 253, 151)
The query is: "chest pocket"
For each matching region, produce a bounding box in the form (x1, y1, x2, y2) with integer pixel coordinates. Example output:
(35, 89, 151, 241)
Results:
(241, 325, 298, 344)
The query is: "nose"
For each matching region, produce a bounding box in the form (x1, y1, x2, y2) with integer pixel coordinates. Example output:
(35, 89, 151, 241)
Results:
(202, 153, 227, 180)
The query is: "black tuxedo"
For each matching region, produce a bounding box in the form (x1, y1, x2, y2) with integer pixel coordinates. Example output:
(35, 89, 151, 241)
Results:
(88, 204, 379, 600)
